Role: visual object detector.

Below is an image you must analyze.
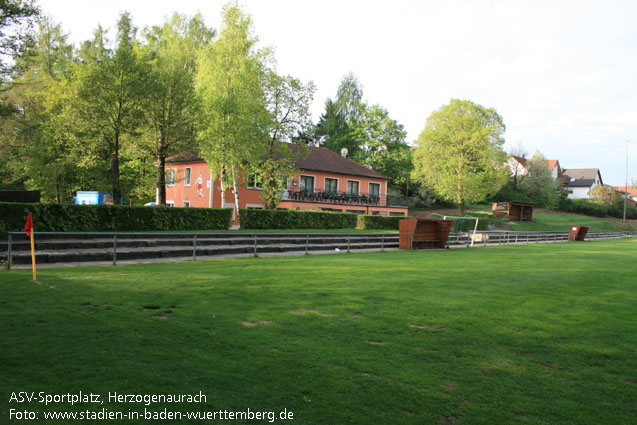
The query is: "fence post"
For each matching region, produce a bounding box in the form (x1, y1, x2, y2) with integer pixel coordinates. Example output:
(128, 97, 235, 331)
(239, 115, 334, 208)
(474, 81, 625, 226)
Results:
(7, 233, 12, 270)
(253, 234, 258, 257)
(305, 235, 309, 255)
(347, 237, 350, 253)
(381, 234, 385, 251)
(193, 235, 197, 261)
(113, 234, 117, 266)
(410, 234, 414, 250)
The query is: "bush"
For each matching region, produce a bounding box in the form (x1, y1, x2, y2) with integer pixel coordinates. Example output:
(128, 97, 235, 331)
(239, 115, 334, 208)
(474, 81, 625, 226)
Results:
(356, 215, 405, 230)
(559, 198, 637, 220)
(0, 202, 232, 232)
(240, 209, 358, 230)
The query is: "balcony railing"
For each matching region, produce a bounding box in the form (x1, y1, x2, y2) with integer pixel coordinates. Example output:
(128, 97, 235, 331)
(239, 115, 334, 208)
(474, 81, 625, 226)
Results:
(282, 189, 408, 207)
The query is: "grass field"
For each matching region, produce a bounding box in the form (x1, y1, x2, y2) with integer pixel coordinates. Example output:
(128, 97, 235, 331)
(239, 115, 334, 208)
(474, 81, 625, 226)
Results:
(1, 239, 636, 424)
(508, 212, 636, 232)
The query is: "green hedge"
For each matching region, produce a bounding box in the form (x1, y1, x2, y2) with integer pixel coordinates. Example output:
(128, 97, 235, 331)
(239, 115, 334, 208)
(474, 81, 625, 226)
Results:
(0, 202, 232, 232)
(559, 198, 637, 220)
(356, 215, 405, 230)
(240, 209, 358, 230)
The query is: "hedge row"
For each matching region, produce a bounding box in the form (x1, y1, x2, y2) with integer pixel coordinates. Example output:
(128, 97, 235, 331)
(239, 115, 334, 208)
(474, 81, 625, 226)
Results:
(356, 215, 405, 230)
(240, 209, 358, 229)
(0, 202, 232, 232)
(559, 198, 637, 220)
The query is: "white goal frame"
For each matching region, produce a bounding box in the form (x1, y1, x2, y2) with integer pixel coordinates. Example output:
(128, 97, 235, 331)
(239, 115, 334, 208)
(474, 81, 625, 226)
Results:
(430, 214, 480, 247)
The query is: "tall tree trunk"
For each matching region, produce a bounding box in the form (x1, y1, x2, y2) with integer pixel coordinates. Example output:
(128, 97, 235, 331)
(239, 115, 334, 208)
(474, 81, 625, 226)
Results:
(232, 162, 241, 226)
(156, 127, 167, 205)
(112, 132, 122, 205)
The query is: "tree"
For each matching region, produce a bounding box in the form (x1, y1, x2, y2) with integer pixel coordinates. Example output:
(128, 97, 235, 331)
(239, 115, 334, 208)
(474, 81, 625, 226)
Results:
(0, 0, 39, 116)
(75, 12, 152, 204)
(0, 16, 82, 200)
(143, 13, 215, 205)
(350, 104, 412, 191)
(196, 1, 267, 224)
(589, 184, 622, 206)
(258, 70, 314, 209)
(412, 99, 509, 215)
(520, 151, 565, 209)
(315, 72, 364, 157)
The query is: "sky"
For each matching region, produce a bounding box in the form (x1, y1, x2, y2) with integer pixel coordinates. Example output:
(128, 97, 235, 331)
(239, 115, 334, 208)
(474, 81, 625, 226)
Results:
(39, 0, 636, 186)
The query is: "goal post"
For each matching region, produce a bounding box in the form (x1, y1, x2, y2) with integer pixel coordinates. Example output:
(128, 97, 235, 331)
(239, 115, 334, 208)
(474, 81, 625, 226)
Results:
(430, 214, 480, 247)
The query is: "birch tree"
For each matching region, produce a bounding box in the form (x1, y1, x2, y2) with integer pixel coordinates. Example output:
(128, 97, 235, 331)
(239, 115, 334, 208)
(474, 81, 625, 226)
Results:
(196, 2, 266, 224)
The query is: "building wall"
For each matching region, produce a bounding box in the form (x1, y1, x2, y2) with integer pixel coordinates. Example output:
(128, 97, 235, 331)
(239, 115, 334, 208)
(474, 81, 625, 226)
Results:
(567, 186, 593, 199)
(164, 161, 407, 223)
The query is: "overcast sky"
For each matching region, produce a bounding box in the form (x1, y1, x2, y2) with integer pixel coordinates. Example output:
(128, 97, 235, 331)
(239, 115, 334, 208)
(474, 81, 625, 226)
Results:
(39, 0, 636, 185)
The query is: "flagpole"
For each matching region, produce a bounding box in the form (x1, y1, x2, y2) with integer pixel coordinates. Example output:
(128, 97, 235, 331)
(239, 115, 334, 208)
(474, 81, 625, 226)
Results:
(30, 230, 36, 281)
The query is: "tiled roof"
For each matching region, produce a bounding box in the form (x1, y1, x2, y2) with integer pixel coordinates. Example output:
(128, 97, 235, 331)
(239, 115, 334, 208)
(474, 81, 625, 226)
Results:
(287, 144, 390, 180)
(563, 168, 603, 187)
(547, 160, 559, 171)
(166, 144, 391, 180)
(614, 186, 637, 196)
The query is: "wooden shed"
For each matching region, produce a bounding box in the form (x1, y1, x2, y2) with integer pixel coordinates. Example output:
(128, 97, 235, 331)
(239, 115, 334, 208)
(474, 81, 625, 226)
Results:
(399, 218, 454, 250)
(492, 201, 534, 221)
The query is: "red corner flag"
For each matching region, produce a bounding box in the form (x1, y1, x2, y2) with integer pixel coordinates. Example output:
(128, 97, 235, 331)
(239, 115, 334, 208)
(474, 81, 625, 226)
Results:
(25, 212, 33, 237)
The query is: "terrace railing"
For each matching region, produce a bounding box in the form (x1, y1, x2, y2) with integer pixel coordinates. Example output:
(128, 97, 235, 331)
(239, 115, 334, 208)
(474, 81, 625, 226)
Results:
(282, 189, 408, 207)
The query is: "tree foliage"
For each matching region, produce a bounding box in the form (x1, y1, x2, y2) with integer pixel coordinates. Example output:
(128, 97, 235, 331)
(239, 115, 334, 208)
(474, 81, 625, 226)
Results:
(412, 99, 509, 215)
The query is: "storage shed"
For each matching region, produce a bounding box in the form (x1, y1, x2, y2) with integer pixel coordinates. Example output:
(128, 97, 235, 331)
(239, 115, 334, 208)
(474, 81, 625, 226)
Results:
(399, 218, 454, 250)
(492, 201, 534, 221)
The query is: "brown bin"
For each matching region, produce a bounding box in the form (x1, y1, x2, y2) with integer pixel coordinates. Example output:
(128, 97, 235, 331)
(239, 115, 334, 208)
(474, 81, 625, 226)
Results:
(568, 226, 589, 241)
(399, 218, 454, 250)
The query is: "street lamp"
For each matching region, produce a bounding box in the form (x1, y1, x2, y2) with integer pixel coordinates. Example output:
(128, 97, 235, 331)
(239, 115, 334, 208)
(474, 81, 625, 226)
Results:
(624, 140, 630, 222)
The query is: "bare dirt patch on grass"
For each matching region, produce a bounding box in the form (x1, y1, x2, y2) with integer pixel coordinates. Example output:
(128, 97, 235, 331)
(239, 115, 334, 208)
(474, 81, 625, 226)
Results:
(366, 341, 388, 346)
(290, 309, 332, 317)
(241, 320, 276, 327)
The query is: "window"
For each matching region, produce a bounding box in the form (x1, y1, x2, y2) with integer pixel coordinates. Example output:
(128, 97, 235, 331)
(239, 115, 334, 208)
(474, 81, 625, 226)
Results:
(184, 167, 191, 186)
(346, 209, 365, 214)
(390, 212, 405, 216)
(166, 201, 175, 207)
(325, 178, 338, 193)
(246, 204, 264, 209)
(300, 175, 315, 191)
(247, 173, 262, 189)
(183, 201, 190, 207)
(369, 182, 380, 197)
(347, 180, 359, 195)
(166, 169, 176, 187)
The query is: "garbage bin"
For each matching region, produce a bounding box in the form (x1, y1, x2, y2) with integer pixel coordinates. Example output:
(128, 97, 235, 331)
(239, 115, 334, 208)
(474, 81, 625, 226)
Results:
(569, 226, 589, 241)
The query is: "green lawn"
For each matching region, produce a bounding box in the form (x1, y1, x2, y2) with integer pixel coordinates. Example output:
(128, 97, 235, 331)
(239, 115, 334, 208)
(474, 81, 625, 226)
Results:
(2, 240, 636, 424)
(508, 212, 636, 232)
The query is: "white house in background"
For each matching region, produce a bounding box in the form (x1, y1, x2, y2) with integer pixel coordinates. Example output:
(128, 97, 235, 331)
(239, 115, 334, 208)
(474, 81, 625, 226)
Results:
(563, 168, 603, 199)
(507, 155, 528, 178)
(547, 159, 563, 179)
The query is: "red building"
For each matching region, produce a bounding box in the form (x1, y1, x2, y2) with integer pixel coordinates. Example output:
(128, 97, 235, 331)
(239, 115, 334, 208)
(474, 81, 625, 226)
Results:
(163, 145, 408, 224)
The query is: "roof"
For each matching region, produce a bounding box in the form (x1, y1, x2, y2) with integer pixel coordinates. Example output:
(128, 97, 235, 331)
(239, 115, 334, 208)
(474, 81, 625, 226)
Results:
(563, 168, 603, 187)
(614, 186, 637, 196)
(166, 144, 391, 180)
(510, 155, 527, 167)
(547, 159, 559, 172)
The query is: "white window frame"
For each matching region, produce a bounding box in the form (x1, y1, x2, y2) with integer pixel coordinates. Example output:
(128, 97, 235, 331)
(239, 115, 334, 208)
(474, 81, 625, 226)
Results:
(246, 203, 264, 209)
(368, 182, 381, 197)
(166, 168, 176, 187)
(183, 201, 190, 207)
(247, 173, 263, 190)
(324, 177, 339, 193)
(166, 200, 175, 207)
(300, 174, 315, 191)
(346, 179, 360, 195)
(184, 167, 192, 187)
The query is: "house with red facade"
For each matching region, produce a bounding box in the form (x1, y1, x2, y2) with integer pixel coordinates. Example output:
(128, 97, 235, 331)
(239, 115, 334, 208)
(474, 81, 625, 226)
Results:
(163, 144, 408, 224)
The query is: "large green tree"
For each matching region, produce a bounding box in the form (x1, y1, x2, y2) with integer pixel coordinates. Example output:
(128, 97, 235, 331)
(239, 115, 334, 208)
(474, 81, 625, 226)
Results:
(143, 13, 215, 205)
(75, 12, 152, 204)
(412, 99, 509, 215)
(350, 104, 412, 191)
(196, 1, 267, 224)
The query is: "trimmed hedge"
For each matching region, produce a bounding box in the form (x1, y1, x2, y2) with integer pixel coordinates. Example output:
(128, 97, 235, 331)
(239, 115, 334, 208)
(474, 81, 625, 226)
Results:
(559, 198, 637, 220)
(356, 215, 405, 230)
(240, 209, 358, 230)
(0, 202, 232, 232)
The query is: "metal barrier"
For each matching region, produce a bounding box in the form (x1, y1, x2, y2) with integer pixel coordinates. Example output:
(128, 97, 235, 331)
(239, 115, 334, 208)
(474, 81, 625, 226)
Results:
(3, 230, 636, 269)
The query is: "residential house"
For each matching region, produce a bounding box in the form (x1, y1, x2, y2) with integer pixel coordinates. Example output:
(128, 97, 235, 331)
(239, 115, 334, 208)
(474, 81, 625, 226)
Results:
(507, 155, 563, 180)
(562, 168, 603, 199)
(613, 186, 637, 206)
(163, 144, 408, 224)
